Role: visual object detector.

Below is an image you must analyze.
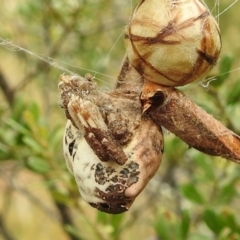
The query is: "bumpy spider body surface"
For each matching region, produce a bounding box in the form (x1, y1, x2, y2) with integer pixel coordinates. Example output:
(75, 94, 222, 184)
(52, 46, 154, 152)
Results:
(59, 75, 164, 214)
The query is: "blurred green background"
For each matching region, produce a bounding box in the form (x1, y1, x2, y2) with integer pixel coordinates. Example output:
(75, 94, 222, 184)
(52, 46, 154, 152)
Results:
(0, 0, 240, 240)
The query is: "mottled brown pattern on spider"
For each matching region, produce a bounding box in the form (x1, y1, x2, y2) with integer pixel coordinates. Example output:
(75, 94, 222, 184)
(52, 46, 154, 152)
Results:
(59, 75, 97, 128)
(60, 75, 164, 214)
(90, 161, 139, 214)
(84, 127, 128, 165)
(94, 161, 139, 186)
(89, 190, 132, 214)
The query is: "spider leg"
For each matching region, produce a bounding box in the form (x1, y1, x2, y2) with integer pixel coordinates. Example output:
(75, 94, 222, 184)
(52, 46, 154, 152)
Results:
(67, 96, 128, 165)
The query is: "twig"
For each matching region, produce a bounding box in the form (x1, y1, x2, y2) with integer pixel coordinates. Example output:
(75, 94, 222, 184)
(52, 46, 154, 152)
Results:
(0, 70, 14, 106)
(0, 215, 15, 240)
(0, 164, 80, 240)
(116, 57, 240, 164)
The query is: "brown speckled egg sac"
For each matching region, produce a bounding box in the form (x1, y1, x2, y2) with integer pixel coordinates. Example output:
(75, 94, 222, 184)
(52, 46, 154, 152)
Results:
(125, 0, 221, 87)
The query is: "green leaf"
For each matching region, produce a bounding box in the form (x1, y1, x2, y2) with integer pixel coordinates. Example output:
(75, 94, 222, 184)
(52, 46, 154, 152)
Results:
(215, 182, 237, 205)
(226, 80, 240, 105)
(23, 136, 42, 153)
(180, 210, 190, 240)
(26, 156, 50, 173)
(96, 211, 125, 238)
(65, 225, 83, 240)
(181, 184, 205, 204)
(220, 210, 239, 233)
(51, 190, 70, 204)
(22, 110, 39, 133)
(111, 214, 125, 233)
(195, 156, 215, 181)
(203, 209, 225, 235)
(28, 102, 40, 121)
(10, 98, 28, 121)
(6, 118, 30, 136)
(97, 211, 109, 225)
(48, 126, 63, 149)
(0, 142, 9, 156)
(154, 212, 177, 240)
(211, 55, 233, 87)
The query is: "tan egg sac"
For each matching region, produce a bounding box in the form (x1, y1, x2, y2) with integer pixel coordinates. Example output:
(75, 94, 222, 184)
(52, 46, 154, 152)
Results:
(125, 0, 221, 87)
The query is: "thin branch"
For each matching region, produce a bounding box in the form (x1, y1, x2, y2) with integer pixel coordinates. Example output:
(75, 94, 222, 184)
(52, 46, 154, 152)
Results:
(147, 84, 240, 163)
(0, 215, 16, 240)
(0, 164, 81, 240)
(0, 70, 14, 106)
(12, 5, 83, 93)
(116, 58, 240, 164)
(0, 165, 60, 221)
(47, 183, 83, 240)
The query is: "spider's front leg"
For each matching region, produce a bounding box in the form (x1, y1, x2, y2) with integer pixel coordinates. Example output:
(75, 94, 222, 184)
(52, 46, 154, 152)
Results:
(67, 95, 128, 165)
